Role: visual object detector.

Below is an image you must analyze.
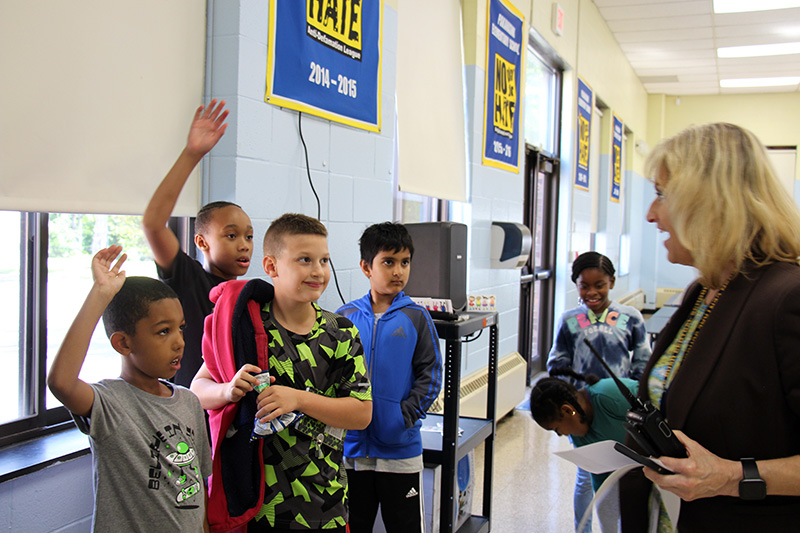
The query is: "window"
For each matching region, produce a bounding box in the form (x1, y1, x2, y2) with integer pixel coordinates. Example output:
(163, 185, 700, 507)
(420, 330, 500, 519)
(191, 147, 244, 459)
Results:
(1, 211, 156, 445)
(0, 212, 22, 425)
(524, 47, 558, 155)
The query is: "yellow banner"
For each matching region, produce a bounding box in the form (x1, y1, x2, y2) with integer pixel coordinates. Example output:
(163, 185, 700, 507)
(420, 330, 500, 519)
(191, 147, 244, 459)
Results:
(493, 54, 516, 135)
(578, 114, 590, 168)
(307, 0, 363, 57)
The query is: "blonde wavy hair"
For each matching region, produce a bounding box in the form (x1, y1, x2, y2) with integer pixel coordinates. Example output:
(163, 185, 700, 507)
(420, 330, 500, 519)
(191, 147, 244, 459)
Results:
(646, 123, 800, 288)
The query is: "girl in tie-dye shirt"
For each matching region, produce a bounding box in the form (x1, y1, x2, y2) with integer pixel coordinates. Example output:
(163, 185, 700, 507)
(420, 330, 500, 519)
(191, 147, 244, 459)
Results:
(546, 251, 651, 533)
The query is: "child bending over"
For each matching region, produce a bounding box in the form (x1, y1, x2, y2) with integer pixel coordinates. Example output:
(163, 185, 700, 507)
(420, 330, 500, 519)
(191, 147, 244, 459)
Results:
(531, 369, 637, 533)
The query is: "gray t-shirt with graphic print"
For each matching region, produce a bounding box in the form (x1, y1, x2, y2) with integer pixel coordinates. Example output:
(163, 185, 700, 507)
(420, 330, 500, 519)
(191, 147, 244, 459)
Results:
(74, 379, 211, 532)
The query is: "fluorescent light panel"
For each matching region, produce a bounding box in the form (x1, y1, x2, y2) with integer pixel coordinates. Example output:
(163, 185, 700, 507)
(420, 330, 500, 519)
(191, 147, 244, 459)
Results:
(713, 0, 800, 12)
(718, 42, 800, 58)
(720, 76, 800, 87)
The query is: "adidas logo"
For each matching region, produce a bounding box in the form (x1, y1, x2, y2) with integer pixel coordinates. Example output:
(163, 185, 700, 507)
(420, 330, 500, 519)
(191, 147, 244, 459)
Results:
(391, 327, 407, 338)
(405, 487, 419, 498)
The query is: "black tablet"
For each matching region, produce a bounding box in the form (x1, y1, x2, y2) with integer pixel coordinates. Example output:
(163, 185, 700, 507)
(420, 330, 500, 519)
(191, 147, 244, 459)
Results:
(614, 442, 675, 475)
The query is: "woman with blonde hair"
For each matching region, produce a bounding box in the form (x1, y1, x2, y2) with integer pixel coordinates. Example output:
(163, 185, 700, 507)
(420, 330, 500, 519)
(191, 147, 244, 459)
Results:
(620, 123, 800, 532)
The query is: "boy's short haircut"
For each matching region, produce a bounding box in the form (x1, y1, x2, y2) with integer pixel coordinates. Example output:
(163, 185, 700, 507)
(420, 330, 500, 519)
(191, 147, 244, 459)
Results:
(102, 276, 179, 338)
(359, 222, 415, 265)
(195, 201, 243, 236)
(263, 213, 328, 257)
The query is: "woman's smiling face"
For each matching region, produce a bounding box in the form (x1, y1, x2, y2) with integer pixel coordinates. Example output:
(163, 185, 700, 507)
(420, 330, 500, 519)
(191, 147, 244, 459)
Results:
(646, 167, 695, 267)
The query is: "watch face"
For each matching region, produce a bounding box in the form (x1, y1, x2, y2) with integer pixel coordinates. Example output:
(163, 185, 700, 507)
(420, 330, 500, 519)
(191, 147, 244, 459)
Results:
(740, 479, 767, 500)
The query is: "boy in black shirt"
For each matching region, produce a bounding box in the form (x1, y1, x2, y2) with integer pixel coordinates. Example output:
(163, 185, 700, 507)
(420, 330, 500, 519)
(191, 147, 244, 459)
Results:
(143, 100, 254, 387)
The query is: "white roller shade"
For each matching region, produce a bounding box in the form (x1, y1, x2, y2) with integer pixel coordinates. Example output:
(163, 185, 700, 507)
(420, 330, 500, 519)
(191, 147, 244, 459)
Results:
(396, 0, 468, 202)
(0, 1, 206, 216)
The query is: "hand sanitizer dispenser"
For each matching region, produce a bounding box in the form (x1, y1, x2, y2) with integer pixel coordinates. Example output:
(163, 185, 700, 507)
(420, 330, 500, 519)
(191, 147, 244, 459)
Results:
(490, 222, 531, 269)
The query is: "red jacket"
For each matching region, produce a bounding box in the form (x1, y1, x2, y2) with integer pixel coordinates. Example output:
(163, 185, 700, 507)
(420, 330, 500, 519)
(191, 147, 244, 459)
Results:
(202, 279, 274, 532)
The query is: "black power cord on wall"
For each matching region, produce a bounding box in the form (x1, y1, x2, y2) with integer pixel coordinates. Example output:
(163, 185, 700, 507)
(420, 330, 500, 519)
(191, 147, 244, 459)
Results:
(298, 111, 346, 306)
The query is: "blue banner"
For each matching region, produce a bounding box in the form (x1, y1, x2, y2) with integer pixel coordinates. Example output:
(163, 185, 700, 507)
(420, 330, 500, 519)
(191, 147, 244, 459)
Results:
(611, 114, 623, 202)
(482, 0, 524, 172)
(266, 0, 382, 132)
(575, 77, 592, 190)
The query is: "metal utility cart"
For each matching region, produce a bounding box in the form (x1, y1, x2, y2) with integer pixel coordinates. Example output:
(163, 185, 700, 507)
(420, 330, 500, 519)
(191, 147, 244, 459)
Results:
(422, 312, 498, 533)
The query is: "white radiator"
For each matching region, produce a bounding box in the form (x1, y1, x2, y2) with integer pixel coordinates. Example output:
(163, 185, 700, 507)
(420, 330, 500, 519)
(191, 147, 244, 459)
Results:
(428, 352, 527, 419)
(656, 287, 683, 308)
(617, 288, 645, 310)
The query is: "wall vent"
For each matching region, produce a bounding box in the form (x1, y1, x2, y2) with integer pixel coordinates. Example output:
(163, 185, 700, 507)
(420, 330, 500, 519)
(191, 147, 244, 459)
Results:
(656, 287, 683, 308)
(427, 352, 527, 419)
(617, 288, 645, 310)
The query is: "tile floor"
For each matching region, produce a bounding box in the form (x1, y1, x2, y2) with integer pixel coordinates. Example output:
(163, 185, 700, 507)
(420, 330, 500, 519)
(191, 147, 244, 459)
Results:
(469, 398, 601, 532)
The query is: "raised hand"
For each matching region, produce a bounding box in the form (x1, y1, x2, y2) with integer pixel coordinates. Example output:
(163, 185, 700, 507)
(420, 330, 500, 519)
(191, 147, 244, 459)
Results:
(186, 99, 229, 158)
(91, 245, 127, 299)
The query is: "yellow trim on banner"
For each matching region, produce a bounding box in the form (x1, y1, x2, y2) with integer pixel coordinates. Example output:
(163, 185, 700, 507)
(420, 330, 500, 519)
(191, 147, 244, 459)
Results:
(481, 0, 525, 173)
(264, 0, 383, 133)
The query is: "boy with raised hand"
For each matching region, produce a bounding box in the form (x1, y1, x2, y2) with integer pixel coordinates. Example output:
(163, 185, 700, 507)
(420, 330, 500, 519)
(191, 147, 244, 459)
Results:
(47, 246, 211, 532)
(191, 213, 372, 532)
(143, 99, 254, 388)
(336, 222, 442, 533)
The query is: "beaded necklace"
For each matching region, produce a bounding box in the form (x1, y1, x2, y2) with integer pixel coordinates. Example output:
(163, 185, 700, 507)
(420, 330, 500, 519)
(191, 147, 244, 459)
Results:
(654, 279, 730, 409)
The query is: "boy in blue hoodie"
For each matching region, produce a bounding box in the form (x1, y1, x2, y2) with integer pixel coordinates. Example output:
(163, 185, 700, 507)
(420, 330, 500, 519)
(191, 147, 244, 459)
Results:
(337, 222, 443, 533)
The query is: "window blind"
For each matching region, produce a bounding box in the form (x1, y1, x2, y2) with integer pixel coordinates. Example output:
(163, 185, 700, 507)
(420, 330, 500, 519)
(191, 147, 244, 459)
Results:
(0, 1, 206, 216)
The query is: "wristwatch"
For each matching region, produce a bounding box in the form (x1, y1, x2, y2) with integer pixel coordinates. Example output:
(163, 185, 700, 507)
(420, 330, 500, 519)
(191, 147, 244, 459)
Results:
(739, 458, 767, 500)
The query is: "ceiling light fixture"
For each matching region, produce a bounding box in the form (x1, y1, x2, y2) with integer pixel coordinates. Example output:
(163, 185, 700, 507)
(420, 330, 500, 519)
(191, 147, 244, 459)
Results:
(718, 42, 800, 57)
(720, 76, 800, 87)
(713, 0, 800, 13)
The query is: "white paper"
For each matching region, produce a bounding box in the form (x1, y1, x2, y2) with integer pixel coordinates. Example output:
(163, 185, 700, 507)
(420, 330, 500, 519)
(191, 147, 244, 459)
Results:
(553, 440, 641, 474)
(556, 440, 682, 530)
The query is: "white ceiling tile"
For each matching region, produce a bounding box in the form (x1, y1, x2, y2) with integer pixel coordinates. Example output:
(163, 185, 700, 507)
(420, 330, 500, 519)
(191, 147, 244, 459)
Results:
(614, 27, 715, 43)
(635, 65, 720, 75)
(630, 57, 717, 68)
(713, 8, 800, 26)
(672, 72, 721, 81)
(598, 1, 711, 21)
(607, 14, 713, 32)
(587, 0, 799, 94)
(644, 82, 721, 94)
(718, 56, 800, 69)
(714, 22, 800, 39)
(716, 34, 800, 47)
(718, 64, 800, 77)
(625, 49, 717, 62)
(621, 38, 715, 52)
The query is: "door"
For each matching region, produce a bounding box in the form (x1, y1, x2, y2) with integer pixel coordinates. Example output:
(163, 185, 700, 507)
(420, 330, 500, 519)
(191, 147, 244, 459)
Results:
(519, 149, 559, 381)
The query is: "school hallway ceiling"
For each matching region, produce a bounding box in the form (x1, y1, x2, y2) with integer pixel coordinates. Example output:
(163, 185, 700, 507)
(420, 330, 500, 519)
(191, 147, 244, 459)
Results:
(592, 0, 800, 95)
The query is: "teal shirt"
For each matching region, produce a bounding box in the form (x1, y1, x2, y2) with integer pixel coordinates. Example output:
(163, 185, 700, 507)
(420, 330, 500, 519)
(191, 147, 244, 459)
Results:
(571, 378, 637, 490)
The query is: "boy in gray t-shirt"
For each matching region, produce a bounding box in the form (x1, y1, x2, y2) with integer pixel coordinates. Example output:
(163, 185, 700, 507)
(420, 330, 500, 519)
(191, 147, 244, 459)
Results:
(48, 246, 211, 532)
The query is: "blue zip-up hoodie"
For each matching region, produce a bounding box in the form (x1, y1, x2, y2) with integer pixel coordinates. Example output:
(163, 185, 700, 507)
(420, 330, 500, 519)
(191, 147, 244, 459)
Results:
(337, 291, 442, 459)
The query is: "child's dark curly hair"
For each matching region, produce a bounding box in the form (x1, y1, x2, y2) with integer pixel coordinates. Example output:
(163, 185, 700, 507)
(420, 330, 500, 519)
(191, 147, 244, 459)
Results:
(529, 368, 599, 426)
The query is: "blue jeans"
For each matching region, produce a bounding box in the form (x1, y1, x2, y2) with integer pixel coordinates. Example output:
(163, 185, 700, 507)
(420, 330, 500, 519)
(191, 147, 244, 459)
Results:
(574, 467, 593, 533)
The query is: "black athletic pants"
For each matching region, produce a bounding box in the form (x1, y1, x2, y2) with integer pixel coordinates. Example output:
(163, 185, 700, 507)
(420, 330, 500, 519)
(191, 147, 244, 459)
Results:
(347, 469, 424, 533)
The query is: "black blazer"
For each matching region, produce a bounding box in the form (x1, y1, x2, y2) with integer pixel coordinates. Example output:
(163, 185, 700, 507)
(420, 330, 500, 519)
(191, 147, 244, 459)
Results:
(621, 261, 800, 532)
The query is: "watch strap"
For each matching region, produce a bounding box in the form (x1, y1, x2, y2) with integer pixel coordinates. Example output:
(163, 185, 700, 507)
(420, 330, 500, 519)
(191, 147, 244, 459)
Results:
(739, 457, 767, 500)
(741, 458, 759, 480)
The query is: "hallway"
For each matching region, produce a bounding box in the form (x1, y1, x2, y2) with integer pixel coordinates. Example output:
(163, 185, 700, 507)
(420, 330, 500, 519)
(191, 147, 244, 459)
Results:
(470, 403, 600, 532)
